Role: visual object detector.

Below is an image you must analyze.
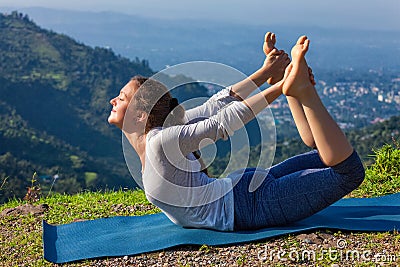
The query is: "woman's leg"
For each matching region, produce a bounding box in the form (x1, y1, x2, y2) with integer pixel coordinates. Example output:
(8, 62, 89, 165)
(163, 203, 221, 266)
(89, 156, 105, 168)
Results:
(233, 37, 366, 231)
(233, 151, 325, 186)
(268, 150, 325, 178)
(286, 96, 316, 148)
(234, 151, 365, 230)
(283, 36, 353, 166)
(286, 66, 317, 148)
(256, 151, 365, 228)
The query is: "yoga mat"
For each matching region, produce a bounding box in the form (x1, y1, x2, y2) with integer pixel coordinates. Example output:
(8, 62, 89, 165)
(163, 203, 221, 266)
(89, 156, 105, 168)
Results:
(43, 193, 400, 263)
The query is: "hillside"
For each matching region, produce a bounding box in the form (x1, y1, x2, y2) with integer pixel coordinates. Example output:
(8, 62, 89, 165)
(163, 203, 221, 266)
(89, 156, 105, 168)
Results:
(0, 12, 210, 203)
(0, 12, 152, 203)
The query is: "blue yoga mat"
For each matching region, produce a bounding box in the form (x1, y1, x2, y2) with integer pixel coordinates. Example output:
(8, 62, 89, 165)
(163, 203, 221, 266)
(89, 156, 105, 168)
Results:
(43, 193, 400, 263)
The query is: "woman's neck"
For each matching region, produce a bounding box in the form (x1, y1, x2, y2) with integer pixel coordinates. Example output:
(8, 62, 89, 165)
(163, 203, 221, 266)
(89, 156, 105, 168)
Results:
(123, 131, 147, 170)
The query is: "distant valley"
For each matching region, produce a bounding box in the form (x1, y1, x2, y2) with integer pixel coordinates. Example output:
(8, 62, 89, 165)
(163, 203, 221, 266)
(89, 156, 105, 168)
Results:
(1, 7, 400, 74)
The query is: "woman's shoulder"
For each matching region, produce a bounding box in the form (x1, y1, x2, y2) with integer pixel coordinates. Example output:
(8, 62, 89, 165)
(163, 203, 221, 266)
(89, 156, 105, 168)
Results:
(146, 126, 178, 147)
(145, 128, 164, 156)
(146, 127, 162, 142)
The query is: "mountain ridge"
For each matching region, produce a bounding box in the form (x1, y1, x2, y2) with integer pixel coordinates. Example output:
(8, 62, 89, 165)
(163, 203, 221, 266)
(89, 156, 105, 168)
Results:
(0, 12, 153, 202)
(3, 7, 399, 74)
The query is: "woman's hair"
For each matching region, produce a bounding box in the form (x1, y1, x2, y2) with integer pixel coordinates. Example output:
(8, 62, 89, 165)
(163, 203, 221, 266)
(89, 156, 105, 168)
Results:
(130, 75, 209, 175)
(130, 75, 185, 134)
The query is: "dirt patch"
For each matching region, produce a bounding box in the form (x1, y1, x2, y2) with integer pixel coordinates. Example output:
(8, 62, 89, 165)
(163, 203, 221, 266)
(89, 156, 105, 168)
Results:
(0, 203, 49, 217)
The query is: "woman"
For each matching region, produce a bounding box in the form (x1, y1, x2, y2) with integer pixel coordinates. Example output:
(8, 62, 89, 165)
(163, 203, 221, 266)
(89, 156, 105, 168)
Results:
(108, 34, 365, 231)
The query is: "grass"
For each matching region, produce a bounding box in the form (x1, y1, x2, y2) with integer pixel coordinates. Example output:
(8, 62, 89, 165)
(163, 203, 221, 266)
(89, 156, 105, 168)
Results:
(0, 143, 399, 266)
(348, 142, 400, 198)
(0, 189, 160, 266)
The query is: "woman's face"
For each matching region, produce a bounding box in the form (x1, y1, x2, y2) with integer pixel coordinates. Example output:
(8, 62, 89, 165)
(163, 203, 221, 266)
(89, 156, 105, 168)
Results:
(108, 81, 137, 129)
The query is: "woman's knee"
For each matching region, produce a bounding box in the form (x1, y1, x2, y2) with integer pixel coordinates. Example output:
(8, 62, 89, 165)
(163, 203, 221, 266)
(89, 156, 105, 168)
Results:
(333, 150, 365, 190)
(348, 163, 365, 190)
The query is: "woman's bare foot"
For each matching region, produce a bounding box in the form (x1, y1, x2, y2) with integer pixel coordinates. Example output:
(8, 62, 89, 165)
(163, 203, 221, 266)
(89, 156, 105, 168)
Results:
(263, 32, 276, 55)
(262, 32, 290, 84)
(263, 32, 277, 84)
(282, 36, 314, 99)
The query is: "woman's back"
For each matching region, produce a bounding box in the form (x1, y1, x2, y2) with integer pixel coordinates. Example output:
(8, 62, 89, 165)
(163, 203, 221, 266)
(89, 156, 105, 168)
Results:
(143, 127, 236, 231)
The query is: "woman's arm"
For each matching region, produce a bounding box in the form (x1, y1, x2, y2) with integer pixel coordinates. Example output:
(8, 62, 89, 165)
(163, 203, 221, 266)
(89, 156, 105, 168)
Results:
(184, 87, 238, 124)
(242, 80, 283, 114)
(185, 32, 289, 122)
(184, 49, 289, 123)
(158, 82, 284, 157)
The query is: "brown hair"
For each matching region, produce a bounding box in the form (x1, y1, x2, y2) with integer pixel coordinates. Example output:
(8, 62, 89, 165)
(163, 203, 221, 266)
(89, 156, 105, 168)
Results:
(130, 75, 209, 175)
(130, 75, 185, 134)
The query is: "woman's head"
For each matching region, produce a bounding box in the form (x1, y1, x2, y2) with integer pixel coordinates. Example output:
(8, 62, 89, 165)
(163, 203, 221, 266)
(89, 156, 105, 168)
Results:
(108, 75, 185, 133)
(109, 75, 209, 175)
(107, 79, 138, 129)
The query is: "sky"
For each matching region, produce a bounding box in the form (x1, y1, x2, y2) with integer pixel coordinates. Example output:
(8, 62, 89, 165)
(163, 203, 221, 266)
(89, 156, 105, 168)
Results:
(1, 0, 400, 31)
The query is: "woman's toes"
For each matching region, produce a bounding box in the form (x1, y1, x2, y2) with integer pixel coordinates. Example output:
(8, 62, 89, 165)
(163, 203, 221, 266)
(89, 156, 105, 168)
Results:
(297, 35, 308, 45)
(303, 39, 310, 53)
(263, 32, 275, 55)
(291, 36, 310, 60)
(265, 32, 271, 42)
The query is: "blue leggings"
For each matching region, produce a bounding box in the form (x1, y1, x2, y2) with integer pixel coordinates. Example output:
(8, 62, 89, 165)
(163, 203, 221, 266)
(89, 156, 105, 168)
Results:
(233, 150, 365, 230)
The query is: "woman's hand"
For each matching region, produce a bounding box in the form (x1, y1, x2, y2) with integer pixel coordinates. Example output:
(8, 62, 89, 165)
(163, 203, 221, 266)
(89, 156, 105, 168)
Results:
(262, 49, 291, 85)
(261, 32, 290, 85)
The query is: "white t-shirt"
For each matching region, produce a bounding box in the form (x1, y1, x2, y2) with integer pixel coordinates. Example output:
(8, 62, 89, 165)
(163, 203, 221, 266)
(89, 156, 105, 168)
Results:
(142, 88, 255, 231)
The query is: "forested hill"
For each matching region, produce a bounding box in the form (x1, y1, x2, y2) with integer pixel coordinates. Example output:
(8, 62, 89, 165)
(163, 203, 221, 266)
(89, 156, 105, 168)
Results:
(0, 11, 211, 203)
(0, 11, 150, 203)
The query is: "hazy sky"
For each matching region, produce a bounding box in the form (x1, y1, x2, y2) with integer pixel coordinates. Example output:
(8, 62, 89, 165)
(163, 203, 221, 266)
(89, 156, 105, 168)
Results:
(1, 0, 400, 31)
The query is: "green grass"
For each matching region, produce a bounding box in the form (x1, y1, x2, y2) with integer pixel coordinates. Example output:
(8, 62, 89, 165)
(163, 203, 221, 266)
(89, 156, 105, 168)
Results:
(1, 189, 159, 224)
(0, 143, 399, 266)
(348, 143, 400, 198)
(0, 189, 160, 266)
